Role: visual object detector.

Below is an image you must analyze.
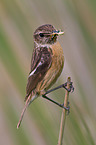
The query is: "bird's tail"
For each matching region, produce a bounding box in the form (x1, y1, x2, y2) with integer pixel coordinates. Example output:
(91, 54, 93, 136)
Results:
(17, 94, 37, 129)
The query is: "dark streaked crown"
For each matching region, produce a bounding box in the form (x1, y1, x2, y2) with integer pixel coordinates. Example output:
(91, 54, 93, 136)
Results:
(33, 24, 57, 45)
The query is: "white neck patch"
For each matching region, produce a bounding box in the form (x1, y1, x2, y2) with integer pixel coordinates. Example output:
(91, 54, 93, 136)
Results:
(34, 41, 51, 48)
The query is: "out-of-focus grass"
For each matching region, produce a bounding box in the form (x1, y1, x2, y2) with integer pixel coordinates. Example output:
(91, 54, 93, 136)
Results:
(0, 0, 96, 145)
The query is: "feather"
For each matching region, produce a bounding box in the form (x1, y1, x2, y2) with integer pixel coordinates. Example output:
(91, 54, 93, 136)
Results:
(25, 47, 52, 101)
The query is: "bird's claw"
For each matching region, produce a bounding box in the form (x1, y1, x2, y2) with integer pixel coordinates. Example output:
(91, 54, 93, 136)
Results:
(61, 103, 70, 115)
(66, 103, 70, 115)
(63, 82, 74, 93)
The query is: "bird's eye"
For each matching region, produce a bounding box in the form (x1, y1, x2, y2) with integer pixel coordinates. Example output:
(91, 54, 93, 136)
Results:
(39, 33, 44, 37)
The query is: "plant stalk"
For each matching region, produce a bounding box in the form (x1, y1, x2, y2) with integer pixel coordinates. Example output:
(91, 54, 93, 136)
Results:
(58, 77, 71, 145)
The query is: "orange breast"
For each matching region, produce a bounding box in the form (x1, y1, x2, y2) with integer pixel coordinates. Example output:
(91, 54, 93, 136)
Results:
(36, 41, 64, 93)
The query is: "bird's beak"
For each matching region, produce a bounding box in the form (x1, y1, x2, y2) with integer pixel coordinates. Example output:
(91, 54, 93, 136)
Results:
(52, 30, 64, 35)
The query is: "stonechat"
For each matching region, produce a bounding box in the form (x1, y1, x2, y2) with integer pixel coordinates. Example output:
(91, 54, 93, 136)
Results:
(17, 24, 65, 128)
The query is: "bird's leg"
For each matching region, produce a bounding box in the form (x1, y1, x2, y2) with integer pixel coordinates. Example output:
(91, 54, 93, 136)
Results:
(42, 82, 74, 112)
(42, 94, 69, 111)
(45, 82, 74, 95)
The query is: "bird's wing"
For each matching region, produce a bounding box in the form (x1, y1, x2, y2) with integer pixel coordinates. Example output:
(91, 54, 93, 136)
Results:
(25, 47, 52, 101)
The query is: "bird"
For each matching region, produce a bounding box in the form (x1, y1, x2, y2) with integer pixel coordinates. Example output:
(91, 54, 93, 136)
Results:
(17, 24, 64, 129)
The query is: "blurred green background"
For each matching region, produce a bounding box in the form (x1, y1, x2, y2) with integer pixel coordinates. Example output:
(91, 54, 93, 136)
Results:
(0, 0, 96, 145)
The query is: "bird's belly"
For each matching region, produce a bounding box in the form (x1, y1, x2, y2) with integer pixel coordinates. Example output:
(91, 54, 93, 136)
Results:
(42, 60, 64, 91)
(37, 41, 64, 93)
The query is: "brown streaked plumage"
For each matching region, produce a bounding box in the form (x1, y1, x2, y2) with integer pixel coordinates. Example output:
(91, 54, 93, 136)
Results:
(36, 41, 64, 92)
(17, 24, 64, 128)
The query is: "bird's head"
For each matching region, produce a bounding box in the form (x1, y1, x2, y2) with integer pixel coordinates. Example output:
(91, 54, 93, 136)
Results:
(33, 24, 64, 45)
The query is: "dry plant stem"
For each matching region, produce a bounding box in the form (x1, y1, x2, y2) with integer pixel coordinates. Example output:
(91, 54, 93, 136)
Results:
(58, 77, 71, 145)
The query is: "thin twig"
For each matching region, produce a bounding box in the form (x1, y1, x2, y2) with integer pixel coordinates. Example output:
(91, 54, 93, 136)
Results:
(58, 77, 71, 145)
